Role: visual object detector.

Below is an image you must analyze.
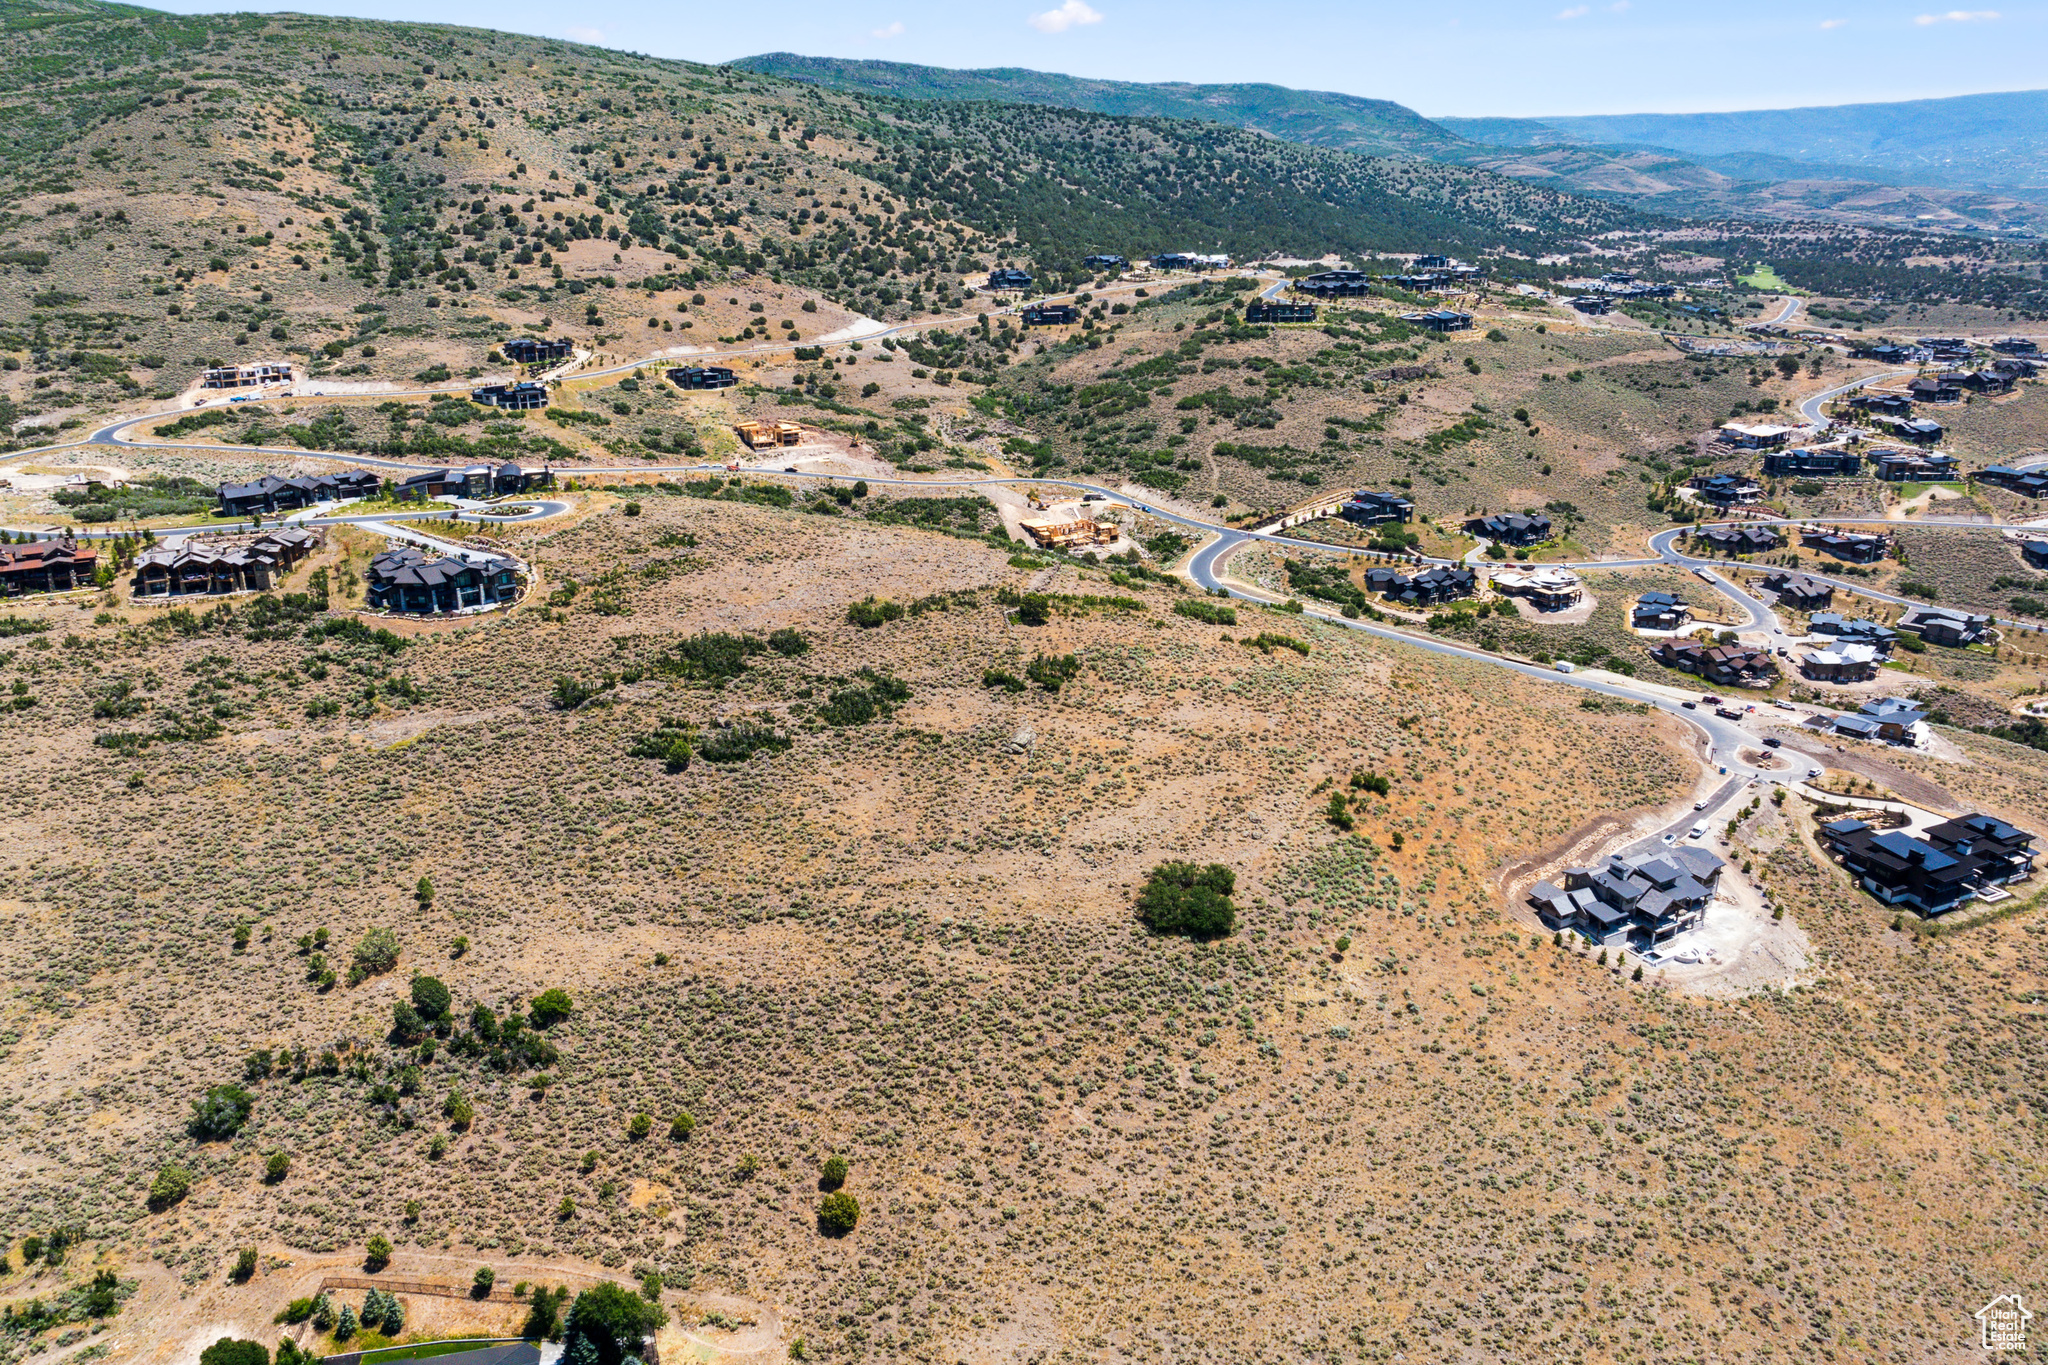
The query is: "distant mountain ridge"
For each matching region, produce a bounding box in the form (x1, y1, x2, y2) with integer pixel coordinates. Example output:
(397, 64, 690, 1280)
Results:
(1440, 90, 2048, 194)
(734, 53, 2048, 233)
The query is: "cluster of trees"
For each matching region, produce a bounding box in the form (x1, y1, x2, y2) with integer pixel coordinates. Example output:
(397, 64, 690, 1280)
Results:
(1135, 862, 1238, 939)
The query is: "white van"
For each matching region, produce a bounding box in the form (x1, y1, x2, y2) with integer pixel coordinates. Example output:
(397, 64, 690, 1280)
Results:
(1687, 821, 1709, 840)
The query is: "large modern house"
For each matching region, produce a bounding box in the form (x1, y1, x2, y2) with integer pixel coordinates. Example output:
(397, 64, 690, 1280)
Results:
(1900, 604, 1991, 647)
(1698, 524, 1781, 556)
(1530, 845, 1725, 948)
(1981, 466, 2048, 499)
(131, 528, 321, 598)
(1364, 564, 1476, 607)
(1717, 423, 1794, 450)
(1801, 642, 1881, 683)
(390, 464, 551, 501)
(1872, 414, 1944, 444)
(2025, 539, 2048, 570)
(1247, 300, 1317, 324)
(470, 381, 549, 410)
(1762, 447, 1862, 477)
(985, 268, 1033, 291)
(1490, 566, 1582, 610)
(1819, 812, 2037, 916)
(1400, 309, 1473, 333)
(1465, 512, 1551, 545)
(1803, 529, 1889, 563)
(217, 470, 383, 516)
(668, 365, 737, 390)
(1020, 304, 1080, 327)
(1688, 473, 1763, 506)
(1340, 490, 1414, 526)
(0, 537, 97, 595)
(1651, 638, 1776, 686)
(502, 336, 574, 365)
(366, 546, 524, 615)
(1632, 591, 1690, 630)
(1758, 570, 1831, 611)
(1870, 450, 1959, 482)
(1808, 613, 1896, 650)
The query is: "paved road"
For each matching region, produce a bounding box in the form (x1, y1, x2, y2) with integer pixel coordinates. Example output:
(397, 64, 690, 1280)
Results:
(1798, 367, 1914, 425)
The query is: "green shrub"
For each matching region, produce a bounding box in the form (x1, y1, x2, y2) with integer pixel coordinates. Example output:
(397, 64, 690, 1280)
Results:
(1135, 862, 1237, 939)
(350, 926, 400, 983)
(669, 1111, 696, 1141)
(232, 1247, 258, 1282)
(265, 1151, 290, 1183)
(698, 721, 792, 763)
(199, 1339, 268, 1365)
(847, 596, 905, 627)
(530, 988, 573, 1027)
(628, 1112, 653, 1140)
(364, 1234, 392, 1272)
(411, 974, 451, 1023)
(818, 1191, 861, 1235)
(981, 667, 1026, 693)
(188, 1083, 254, 1140)
(564, 1280, 668, 1361)
(820, 1155, 849, 1190)
(148, 1165, 192, 1210)
(1026, 653, 1081, 692)
(474, 1265, 497, 1297)
(1172, 598, 1236, 626)
(767, 627, 810, 656)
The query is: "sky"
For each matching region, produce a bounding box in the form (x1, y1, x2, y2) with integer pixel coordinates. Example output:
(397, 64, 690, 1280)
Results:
(139, 0, 2048, 117)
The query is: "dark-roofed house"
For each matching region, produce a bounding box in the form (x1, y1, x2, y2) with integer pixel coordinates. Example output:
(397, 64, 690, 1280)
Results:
(1688, 473, 1763, 506)
(1873, 414, 1944, 444)
(1900, 604, 1990, 647)
(2024, 539, 2048, 570)
(1979, 466, 2048, 499)
(1465, 512, 1551, 545)
(1803, 529, 1889, 563)
(1762, 447, 1862, 477)
(1020, 304, 1080, 327)
(1758, 570, 1831, 611)
(1651, 638, 1776, 687)
(1819, 813, 2037, 915)
(1082, 254, 1127, 269)
(985, 268, 1033, 291)
(1295, 269, 1373, 298)
(502, 336, 573, 365)
(0, 537, 96, 595)
(1530, 845, 1724, 947)
(1848, 392, 1914, 418)
(471, 381, 548, 411)
(1633, 591, 1690, 630)
(1340, 490, 1414, 526)
(217, 470, 382, 515)
(1992, 356, 2041, 379)
(1850, 343, 1917, 364)
(1950, 369, 2015, 396)
(1857, 695, 1927, 743)
(1871, 449, 1959, 482)
(1401, 309, 1472, 333)
(1246, 300, 1317, 324)
(366, 546, 523, 615)
(1365, 564, 1475, 607)
(1568, 296, 1612, 315)
(668, 365, 737, 390)
(1992, 337, 2039, 355)
(1808, 612, 1897, 650)
(1698, 524, 1781, 556)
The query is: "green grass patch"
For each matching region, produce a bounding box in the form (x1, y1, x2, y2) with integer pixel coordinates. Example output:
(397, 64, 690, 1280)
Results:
(357, 1338, 527, 1364)
(1738, 263, 1791, 291)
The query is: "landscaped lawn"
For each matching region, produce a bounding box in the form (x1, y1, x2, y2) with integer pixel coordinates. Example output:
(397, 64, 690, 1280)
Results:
(1738, 264, 1791, 291)
(356, 1340, 528, 1364)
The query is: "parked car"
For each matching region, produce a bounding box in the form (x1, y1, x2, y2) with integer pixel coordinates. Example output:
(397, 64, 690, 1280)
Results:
(1688, 821, 1709, 839)
(1807, 767, 1822, 778)
(1764, 737, 1782, 748)
(1772, 700, 1796, 710)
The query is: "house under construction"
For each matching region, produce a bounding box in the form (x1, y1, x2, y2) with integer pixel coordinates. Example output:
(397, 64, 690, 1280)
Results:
(735, 420, 802, 450)
(1020, 517, 1118, 551)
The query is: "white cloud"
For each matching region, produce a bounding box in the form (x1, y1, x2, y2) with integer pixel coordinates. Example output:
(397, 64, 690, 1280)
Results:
(1914, 8, 1999, 21)
(1819, 16, 1847, 26)
(870, 19, 906, 37)
(564, 24, 605, 43)
(1555, 4, 1590, 17)
(1607, 1, 1630, 11)
(1028, 0, 1104, 34)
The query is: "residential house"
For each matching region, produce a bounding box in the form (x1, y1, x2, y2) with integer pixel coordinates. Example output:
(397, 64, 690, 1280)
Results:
(1991, 356, 2041, 379)
(1652, 637, 1776, 686)
(1633, 591, 1691, 630)
(1872, 414, 1945, 444)
(488, 463, 551, 495)
(668, 366, 737, 390)
(1019, 517, 1117, 551)
(1464, 512, 1551, 545)
(1762, 447, 1863, 477)
(1020, 304, 1080, 327)
(470, 382, 548, 410)
(1949, 369, 2015, 396)
(201, 361, 292, 389)
(1905, 376, 1961, 404)
(1850, 343, 1918, 364)
(1697, 524, 1781, 555)
(1340, 490, 1414, 526)
(1400, 309, 1472, 333)
(1150, 253, 1228, 272)
(1807, 613, 1896, 650)
(1818, 813, 2037, 915)
(1979, 466, 2048, 498)
(130, 527, 321, 598)
(1415, 254, 1453, 270)
(1246, 300, 1317, 324)
(1802, 642, 1881, 682)
(1294, 270, 1374, 298)
(1530, 846, 1724, 947)
(501, 336, 573, 365)
(1992, 337, 2039, 355)
(366, 545, 523, 615)
(1081, 254, 1127, 269)
(2024, 538, 2048, 570)
(1918, 336, 1975, 363)
(1758, 570, 1831, 611)
(1366, 564, 1475, 607)
(1848, 392, 1915, 418)
(1717, 423, 1795, 450)
(1923, 813, 2039, 886)
(1900, 604, 1990, 647)
(1857, 695, 1928, 743)
(1567, 296, 1612, 315)
(985, 268, 1033, 291)
(1491, 566, 1582, 610)
(0, 537, 96, 594)
(1871, 449, 1959, 482)
(217, 470, 382, 515)
(390, 465, 536, 501)
(1802, 529, 1889, 563)
(1688, 473, 1763, 506)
